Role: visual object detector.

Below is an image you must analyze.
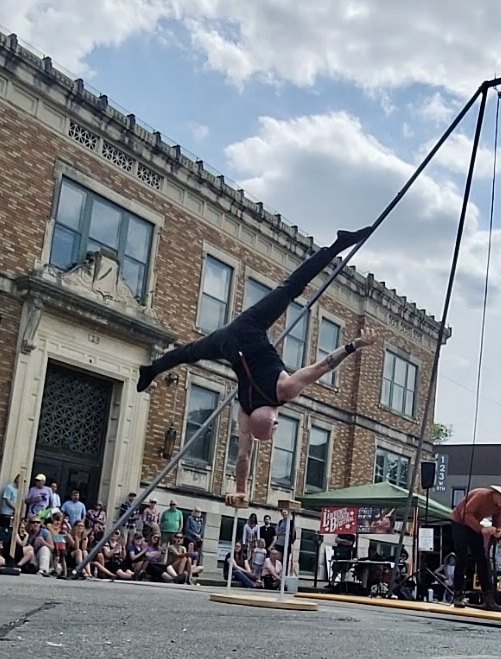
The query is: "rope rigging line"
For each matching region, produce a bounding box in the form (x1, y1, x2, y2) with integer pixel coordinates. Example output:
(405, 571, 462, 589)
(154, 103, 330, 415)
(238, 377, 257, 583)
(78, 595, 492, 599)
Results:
(464, 91, 500, 501)
(73, 76, 501, 579)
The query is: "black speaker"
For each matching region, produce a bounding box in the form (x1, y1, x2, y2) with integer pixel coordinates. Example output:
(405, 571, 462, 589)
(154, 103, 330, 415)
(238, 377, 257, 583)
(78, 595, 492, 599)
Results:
(421, 461, 436, 489)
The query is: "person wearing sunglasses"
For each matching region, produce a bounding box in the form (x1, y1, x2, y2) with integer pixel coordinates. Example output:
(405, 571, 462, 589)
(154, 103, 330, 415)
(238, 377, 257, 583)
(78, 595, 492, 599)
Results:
(166, 533, 191, 584)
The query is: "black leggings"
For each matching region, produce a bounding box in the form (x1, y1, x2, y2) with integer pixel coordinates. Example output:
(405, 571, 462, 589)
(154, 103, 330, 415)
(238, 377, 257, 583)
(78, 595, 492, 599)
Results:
(150, 237, 350, 376)
(451, 521, 492, 594)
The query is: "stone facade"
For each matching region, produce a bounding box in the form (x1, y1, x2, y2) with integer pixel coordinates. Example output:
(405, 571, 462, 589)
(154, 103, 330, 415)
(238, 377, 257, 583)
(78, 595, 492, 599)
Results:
(0, 32, 446, 573)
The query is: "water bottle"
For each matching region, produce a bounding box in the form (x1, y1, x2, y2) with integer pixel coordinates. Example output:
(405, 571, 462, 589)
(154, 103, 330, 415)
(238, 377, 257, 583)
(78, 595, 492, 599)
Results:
(427, 588, 434, 602)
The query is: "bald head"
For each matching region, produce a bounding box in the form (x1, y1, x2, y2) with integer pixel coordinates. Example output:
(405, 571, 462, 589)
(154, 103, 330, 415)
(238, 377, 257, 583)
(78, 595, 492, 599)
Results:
(249, 406, 279, 440)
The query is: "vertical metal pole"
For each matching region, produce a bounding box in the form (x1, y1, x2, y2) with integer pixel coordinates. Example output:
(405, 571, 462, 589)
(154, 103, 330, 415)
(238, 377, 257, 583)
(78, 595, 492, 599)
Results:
(279, 514, 292, 601)
(226, 507, 239, 592)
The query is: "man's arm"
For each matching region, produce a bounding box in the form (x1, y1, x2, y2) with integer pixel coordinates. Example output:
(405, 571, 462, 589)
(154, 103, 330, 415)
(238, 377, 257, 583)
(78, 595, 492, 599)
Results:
(225, 407, 254, 505)
(278, 329, 377, 401)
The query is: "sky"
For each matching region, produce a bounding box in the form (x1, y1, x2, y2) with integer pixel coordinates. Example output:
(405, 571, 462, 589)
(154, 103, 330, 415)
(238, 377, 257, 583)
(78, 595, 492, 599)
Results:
(1, 1, 501, 445)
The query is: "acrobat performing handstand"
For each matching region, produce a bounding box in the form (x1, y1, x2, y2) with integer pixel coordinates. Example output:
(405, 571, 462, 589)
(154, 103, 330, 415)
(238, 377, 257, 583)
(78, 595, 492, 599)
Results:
(137, 226, 377, 504)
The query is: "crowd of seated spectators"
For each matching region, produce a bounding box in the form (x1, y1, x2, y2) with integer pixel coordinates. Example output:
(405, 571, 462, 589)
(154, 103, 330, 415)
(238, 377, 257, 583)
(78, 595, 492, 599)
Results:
(0, 474, 205, 585)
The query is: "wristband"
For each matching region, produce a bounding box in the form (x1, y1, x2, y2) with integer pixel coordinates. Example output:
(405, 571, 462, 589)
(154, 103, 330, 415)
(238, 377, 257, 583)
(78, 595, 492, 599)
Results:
(344, 342, 356, 355)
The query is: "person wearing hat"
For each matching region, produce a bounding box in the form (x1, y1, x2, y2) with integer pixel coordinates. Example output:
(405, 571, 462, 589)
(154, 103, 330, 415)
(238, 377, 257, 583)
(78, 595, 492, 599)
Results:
(160, 500, 183, 546)
(451, 486, 501, 610)
(25, 474, 53, 519)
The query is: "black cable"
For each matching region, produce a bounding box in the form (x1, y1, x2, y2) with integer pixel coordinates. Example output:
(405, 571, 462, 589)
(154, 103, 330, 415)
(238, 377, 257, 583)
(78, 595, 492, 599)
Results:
(463, 92, 500, 504)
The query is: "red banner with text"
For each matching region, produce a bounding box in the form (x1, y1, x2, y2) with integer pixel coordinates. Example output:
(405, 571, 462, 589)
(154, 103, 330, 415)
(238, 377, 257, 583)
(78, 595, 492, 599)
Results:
(320, 506, 359, 534)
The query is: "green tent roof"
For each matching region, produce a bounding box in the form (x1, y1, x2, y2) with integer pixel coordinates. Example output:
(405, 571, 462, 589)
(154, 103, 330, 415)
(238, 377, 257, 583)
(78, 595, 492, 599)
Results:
(298, 481, 452, 522)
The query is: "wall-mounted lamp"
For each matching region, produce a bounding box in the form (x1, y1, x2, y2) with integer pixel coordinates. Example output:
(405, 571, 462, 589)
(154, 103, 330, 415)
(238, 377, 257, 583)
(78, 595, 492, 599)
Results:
(160, 373, 180, 459)
(164, 373, 180, 387)
(161, 425, 178, 460)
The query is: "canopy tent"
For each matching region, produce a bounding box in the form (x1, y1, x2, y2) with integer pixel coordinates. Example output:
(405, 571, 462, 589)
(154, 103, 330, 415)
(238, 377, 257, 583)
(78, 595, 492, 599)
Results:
(299, 481, 453, 523)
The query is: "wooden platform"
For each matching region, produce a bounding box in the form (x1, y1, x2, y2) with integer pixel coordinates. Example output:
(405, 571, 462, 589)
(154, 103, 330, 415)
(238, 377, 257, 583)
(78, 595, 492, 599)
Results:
(294, 592, 501, 622)
(210, 593, 318, 611)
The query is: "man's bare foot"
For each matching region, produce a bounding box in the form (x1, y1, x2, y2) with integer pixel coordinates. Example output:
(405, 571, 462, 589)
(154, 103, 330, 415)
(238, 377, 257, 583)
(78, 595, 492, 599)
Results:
(225, 492, 249, 506)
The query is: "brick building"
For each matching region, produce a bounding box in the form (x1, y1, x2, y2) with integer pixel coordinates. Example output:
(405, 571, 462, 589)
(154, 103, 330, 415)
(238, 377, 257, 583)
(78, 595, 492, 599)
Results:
(0, 32, 444, 572)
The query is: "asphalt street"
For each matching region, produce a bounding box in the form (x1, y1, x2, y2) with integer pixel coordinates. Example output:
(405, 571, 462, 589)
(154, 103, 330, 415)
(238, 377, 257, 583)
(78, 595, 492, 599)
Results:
(0, 575, 500, 659)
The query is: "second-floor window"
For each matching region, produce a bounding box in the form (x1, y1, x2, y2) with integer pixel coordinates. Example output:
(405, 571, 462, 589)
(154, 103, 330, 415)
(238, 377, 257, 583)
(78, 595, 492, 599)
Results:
(184, 384, 219, 465)
(283, 302, 308, 371)
(243, 278, 271, 310)
(374, 447, 410, 488)
(198, 255, 233, 332)
(317, 318, 341, 386)
(51, 178, 153, 300)
(271, 414, 299, 488)
(305, 426, 330, 492)
(381, 351, 417, 417)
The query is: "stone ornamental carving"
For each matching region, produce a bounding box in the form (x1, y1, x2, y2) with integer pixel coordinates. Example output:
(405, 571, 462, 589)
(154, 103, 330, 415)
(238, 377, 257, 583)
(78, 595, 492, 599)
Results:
(36, 250, 156, 319)
(21, 296, 44, 353)
(388, 313, 423, 344)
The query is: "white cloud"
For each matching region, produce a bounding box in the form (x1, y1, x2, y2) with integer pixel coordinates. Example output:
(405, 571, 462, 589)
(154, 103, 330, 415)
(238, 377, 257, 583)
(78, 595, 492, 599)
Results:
(419, 133, 497, 180)
(414, 93, 456, 125)
(224, 110, 496, 310)
(184, 120, 209, 142)
(164, 1, 501, 96)
(2, 2, 501, 95)
(0, 0, 171, 75)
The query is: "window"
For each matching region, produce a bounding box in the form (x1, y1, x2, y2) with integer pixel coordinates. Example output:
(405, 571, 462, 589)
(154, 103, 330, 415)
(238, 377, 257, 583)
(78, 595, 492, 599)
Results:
(184, 384, 219, 464)
(226, 405, 240, 471)
(305, 426, 330, 492)
(299, 528, 318, 574)
(271, 415, 299, 488)
(51, 178, 153, 300)
(381, 351, 417, 417)
(217, 515, 247, 566)
(283, 302, 308, 370)
(243, 278, 271, 310)
(374, 447, 410, 488)
(317, 318, 341, 385)
(198, 255, 233, 332)
(452, 488, 466, 508)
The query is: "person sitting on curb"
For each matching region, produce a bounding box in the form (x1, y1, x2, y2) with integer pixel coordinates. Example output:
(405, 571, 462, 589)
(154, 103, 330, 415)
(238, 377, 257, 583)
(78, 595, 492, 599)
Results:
(223, 541, 261, 589)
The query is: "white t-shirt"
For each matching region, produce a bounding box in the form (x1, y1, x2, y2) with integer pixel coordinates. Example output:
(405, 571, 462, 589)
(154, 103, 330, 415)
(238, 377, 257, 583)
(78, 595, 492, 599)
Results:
(253, 547, 267, 568)
(262, 557, 282, 578)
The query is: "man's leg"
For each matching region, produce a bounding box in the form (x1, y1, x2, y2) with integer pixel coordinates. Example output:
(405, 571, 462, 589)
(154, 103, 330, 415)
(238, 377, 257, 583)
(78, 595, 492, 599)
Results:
(466, 527, 501, 610)
(467, 527, 492, 594)
(451, 522, 469, 605)
(137, 328, 230, 392)
(236, 226, 372, 332)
